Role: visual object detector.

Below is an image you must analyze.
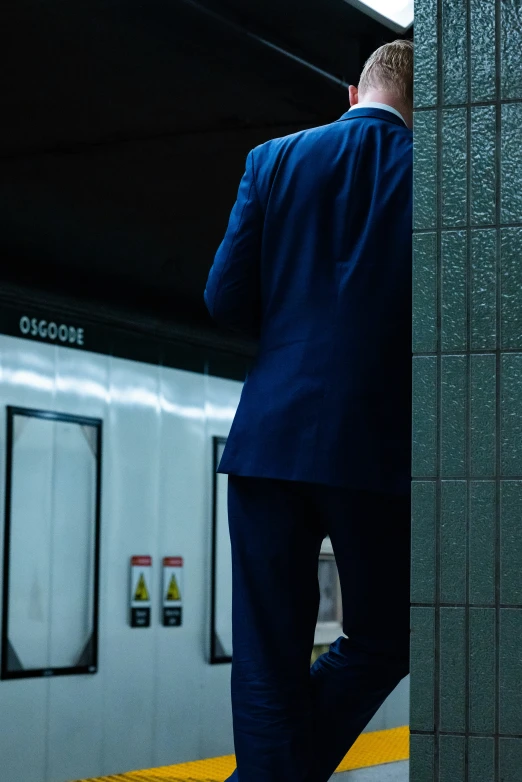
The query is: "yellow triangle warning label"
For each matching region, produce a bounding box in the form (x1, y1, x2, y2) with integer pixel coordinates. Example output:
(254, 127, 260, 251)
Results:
(166, 574, 181, 602)
(134, 573, 150, 602)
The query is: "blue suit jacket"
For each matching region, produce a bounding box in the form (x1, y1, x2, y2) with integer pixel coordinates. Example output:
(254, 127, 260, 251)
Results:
(204, 107, 413, 494)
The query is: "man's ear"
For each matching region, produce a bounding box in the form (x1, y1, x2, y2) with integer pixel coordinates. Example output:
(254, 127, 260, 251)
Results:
(348, 85, 359, 107)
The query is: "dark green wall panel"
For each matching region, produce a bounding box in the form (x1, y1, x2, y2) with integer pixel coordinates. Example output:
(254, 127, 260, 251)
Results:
(412, 356, 438, 477)
(500, 482, 522, 605)
(469, 609, 496, 733)
(410, 734, 435, 782)
(442, 0, 468, 104)
(414, 111, 438, 231)
(439, 608, 466, 733)
(442, 110, 467, 228)
(501, 105, 522, 224)
(413, 232, 438, 353)
(440, 481, 467, 602)
(499, 610, 522, 734)
(470, 229, 497, 351)
(470, 355, 496, 477)
(470, 107, 496, 225)
(439, 735, 465, 782)
(469, 481, 496, 604)
(501, 2, 522, 99)
(441, 232, 467, 351)
(470, 0, 496, 102)
(412, 1, 522, 777)
(414, 0, 438, 108)
(440, 357, 466, 475)
(501, 228, 522, 349)
(411, 482, 437, 604)
(410, 607, 436, 732)
(501, 353, 522, 475)
(469, 737, 495, 782)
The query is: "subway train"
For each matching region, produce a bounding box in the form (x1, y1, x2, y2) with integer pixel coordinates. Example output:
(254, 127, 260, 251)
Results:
(0, 316, 408, 782)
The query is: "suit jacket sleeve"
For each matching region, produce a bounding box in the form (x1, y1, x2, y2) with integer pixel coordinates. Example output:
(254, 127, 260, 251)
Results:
(204, 150, 263, 337)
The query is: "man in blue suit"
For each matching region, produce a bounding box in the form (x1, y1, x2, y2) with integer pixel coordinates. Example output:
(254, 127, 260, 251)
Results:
(205, 40, 413, 782)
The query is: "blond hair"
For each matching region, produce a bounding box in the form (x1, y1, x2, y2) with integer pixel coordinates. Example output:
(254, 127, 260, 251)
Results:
(359, 39, 413, 106)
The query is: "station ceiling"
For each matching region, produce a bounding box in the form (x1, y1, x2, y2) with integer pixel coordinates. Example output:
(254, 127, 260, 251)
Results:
(0, 0, 409, 352)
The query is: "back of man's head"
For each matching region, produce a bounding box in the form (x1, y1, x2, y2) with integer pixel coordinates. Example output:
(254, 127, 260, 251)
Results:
(358, 39, 414, 107)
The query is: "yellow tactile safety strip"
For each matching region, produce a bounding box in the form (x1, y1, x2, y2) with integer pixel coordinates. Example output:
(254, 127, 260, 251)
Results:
(335, 726, 409, 772)
(71, 726, 409, 782)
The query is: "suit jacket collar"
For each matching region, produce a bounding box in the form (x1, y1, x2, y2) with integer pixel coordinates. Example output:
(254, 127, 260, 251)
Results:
(337, 107, 408, 129)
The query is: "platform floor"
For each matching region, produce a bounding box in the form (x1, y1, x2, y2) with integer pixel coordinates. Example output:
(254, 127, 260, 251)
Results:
(71, 727, 409, 782)
(335, 761, 409, 781)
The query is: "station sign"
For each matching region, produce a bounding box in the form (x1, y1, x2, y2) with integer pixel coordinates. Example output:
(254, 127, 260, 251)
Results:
(19, 315, 85, 346)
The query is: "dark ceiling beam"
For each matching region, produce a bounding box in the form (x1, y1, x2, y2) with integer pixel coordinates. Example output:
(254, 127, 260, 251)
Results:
(179, 0, 348, 88)
(0, 279, 257, 359)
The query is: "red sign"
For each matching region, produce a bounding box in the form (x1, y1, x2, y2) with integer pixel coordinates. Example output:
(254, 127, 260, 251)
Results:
(131, 556, 152, 566)
(163, 556, 183, 567)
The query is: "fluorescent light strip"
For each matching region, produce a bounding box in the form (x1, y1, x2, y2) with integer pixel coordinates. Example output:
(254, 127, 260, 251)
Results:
(344, 0, 413, 31)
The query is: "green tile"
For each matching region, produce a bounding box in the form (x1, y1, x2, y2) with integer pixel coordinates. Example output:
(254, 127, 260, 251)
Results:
(469, 608, 496, 733)
(442, 109, 467, 228)
(441, 356, 467, 476)
(412, 356, 438, 477)
(411, 482, 437, 604)
(414, 111, 438, 231)
(410, 607, 435, 732)
(440, 481, 467, 603)
(410, 734, 434, 782)
(501, 228, 522, 349)
(469, 737, 495, 782)
(413, 233, 438, 354)
(501, 2, 522, 99)
(440, 608, 466, 733)
(471, 229, 497, 351)
(501, 354, 522, 476)
(439, 735, 465, 782)
(414, 0, 438, 108)
(470, 0, 497, 103)
(500, 738, 522, 782)
(501, 482, 522, 605)
(470, 355, 497, 477)
(471, 107, 497, 225)
(500, 609, 522, 734)
(441, 232, 467, 352)
(469, 482, 496, 604)
(442, 0, 468, 104)
(501, 104, 522, 224)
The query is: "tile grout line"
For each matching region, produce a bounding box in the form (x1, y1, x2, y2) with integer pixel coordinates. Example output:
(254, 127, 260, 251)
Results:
(494, 0, 502, 779)
(414, 97, 522, 111)
(434, 0, 443, 776)
(411, 729, 522, 739)
(413, 223, 522, 234)
(465, 0, 472, 773)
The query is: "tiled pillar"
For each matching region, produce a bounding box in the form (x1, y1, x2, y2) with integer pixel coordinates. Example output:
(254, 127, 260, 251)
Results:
(411, 1, 522, 780)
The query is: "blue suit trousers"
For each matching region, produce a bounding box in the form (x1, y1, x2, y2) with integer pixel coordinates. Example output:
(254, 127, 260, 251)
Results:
(225, 476, 410, 782)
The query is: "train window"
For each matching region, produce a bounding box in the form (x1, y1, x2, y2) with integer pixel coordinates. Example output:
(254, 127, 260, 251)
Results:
(314, 537, 343, 646)
(210, 436, 232, 664)
(1, 407, 102, 679)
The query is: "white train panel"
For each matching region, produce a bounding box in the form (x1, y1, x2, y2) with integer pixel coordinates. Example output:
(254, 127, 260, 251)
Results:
(0, 333, 408, 782)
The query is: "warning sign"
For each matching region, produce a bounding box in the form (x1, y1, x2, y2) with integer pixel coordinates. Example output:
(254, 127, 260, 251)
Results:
(166, 574, 181, 602)
(163, 556, 183, 627)
(134, 573, 150, 602)
(130, 556, 152, 628)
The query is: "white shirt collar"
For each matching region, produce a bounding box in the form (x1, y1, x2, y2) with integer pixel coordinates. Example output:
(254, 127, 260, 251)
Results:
(348, 102, 406, 126)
